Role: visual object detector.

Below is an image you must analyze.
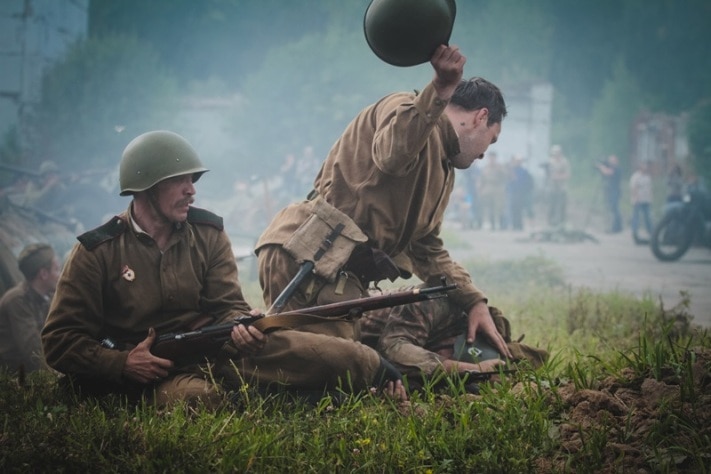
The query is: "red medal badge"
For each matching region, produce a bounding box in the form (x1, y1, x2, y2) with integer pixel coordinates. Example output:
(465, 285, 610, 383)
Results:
(121, 265, 135, 282)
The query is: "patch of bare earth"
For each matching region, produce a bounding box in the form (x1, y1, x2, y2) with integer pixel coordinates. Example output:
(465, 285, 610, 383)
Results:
(535, 348, 711, 472)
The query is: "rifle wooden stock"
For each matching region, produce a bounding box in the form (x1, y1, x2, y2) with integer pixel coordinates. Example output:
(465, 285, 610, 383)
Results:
(151, 281, 457, 365)
(150, 314, 261, 364)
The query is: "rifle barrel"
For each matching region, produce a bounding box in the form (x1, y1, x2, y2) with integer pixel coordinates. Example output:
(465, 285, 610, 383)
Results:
(276, 283, 457, 318)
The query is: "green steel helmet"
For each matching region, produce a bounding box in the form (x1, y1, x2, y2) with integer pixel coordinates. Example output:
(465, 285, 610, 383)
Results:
(364, 0, 456, 67)
(119, 130, 209, 196)
(452, 334, 502, 363)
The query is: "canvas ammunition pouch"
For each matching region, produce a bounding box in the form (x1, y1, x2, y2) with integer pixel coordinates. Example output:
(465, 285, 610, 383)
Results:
(283, 195, 367, 282)
(283, 195, 400, 284)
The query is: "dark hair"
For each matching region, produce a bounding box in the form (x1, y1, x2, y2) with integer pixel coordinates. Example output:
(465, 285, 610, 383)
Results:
(18, 243, 54, 280)
(450, 77, 507, 126)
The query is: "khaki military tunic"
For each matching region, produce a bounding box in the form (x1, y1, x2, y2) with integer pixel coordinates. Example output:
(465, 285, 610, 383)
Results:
(257, 81, 487, 312)
(359, 293, 466, 377)
(0, 281, 50, 373)
(41, 205, 385, 401)
(41, 206, 252, 386)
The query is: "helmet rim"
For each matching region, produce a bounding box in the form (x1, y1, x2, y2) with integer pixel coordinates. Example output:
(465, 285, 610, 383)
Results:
(119, 130, 209, 196)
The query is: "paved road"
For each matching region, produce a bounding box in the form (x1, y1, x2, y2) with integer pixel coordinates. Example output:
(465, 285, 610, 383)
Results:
(448, 227, 711, 328)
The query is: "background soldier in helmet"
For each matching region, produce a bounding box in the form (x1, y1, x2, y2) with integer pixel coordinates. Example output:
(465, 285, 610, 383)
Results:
(41, 130, 404, 407)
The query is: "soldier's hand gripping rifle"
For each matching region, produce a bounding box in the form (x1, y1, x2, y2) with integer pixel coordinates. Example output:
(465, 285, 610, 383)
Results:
(150, 279, 457, 366)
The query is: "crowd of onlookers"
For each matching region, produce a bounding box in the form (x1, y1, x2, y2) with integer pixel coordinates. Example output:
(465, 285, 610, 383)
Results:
(597, 155, 708, 244)
(445, 144, 708, 244)
(445, 147, 553, 233)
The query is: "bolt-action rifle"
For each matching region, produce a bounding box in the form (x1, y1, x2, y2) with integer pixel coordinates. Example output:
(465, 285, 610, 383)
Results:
(140, 279, 457, 366)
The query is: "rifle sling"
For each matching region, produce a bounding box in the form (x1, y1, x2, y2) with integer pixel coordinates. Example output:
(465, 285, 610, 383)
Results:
(251, 312, 351, 332)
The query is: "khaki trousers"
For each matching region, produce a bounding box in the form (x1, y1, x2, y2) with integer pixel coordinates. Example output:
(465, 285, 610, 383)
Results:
(230, 244, 381, 391)
(63, 367, 225, 409)
(219, 328, 381, 392)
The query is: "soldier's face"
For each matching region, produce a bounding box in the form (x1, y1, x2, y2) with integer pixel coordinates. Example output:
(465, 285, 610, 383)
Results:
(38, 256, 61, 294)
(47, 257, 61, 288)
(451, 116, 501, 170)
(152, 174, 196, 223)
(449, 108, 501, 169)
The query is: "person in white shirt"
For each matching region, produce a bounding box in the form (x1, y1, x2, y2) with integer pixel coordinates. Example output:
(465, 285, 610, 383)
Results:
(629, 161, 654, 243)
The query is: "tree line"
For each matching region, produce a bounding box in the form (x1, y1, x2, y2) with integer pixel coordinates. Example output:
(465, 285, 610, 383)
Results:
(3, 0, 709, 189)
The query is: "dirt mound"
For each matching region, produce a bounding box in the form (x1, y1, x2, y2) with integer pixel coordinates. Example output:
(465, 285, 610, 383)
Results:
(539, 348, 711, 472)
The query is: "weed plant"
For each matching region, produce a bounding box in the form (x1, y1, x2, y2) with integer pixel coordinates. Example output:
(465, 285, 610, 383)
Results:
(1, 256, 709, 472)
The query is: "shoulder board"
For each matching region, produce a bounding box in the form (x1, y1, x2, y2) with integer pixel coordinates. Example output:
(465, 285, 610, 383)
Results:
(187, 207, 224, 231)
(77, 216, 127, 250)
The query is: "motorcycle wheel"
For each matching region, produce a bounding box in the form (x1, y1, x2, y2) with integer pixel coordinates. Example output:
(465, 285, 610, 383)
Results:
(650, 211, 694, 261)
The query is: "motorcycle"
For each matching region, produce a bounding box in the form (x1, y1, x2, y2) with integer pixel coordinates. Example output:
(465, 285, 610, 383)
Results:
(650, 188, 711, 261)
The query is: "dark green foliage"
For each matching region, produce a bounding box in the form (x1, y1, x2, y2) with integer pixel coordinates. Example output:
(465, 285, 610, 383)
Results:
(6, 1, 711, 203)
(619, 0, 711, 113)
(687, 99, 711, 182)
(88, 0, 333, 89)
(29, 35, 178, 172)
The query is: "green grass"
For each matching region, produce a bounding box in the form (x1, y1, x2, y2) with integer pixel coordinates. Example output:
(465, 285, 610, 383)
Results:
(2, 256, 710, 473)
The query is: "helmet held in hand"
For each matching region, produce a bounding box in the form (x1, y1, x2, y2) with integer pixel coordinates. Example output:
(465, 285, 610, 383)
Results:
(364, 0, 457, 67)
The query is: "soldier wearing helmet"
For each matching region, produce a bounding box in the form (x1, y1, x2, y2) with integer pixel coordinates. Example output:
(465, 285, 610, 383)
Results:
(116, 130, 210, 247)
(118, 130, 208, 196)
(42, 130, 403, 406)
(41, 130, 254, 406)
